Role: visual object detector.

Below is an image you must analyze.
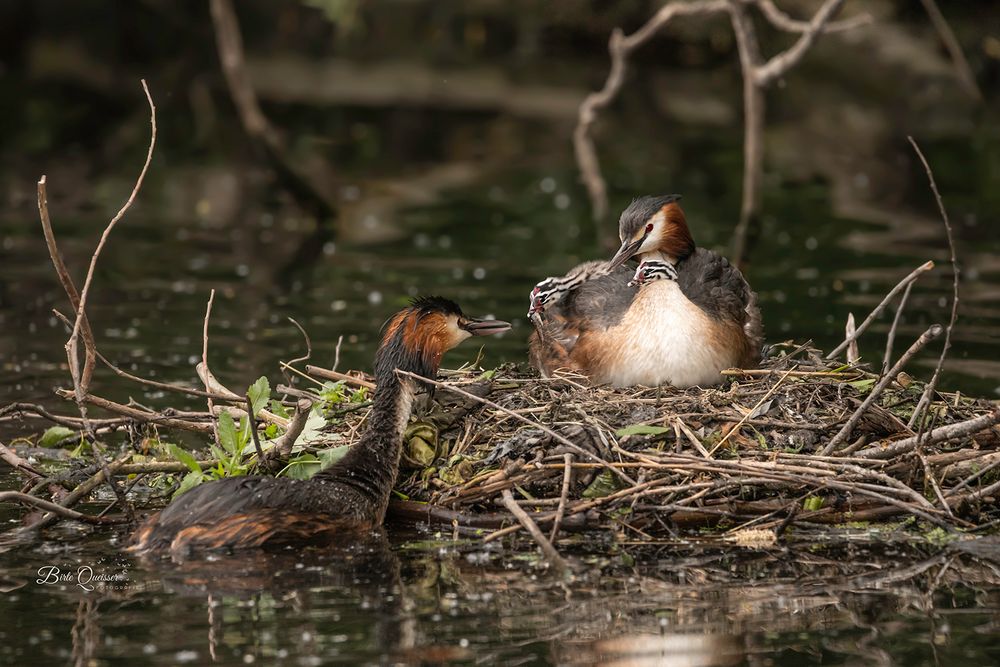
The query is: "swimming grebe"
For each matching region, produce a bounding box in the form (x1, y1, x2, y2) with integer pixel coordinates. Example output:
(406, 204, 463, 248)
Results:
(528, 195, 763, 387)
(129, 297, 510, 556)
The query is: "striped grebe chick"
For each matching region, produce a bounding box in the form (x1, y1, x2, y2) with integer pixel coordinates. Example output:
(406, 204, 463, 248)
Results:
(529, 195, 763, 388)
(129, 297, 509, 557)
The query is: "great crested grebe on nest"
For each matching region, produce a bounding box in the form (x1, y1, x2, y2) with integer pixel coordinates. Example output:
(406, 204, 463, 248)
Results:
(129, 297, 509, 557)
(528, 195, 763, 388)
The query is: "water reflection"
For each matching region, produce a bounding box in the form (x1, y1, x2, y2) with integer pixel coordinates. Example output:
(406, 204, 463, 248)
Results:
(3, 526, 1000, 666)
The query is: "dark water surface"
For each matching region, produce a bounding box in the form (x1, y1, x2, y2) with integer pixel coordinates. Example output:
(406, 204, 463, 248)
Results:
(2, 2, 1000, 665)
(3, 483, 1000, 667)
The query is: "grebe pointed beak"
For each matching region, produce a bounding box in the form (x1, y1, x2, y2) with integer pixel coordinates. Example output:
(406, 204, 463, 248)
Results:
(608, 237, 645, 270)
(461, 317, 511, 336)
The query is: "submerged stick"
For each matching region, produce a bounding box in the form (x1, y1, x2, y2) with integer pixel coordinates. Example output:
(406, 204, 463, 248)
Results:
(501, 489, 571, 577)
(29, 452, 134, 531)
(822, 325, 942, 455)
(0, 492, 127, 525)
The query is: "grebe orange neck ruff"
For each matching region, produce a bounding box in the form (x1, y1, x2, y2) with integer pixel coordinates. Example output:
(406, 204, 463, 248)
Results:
(129, 297, 509, 557)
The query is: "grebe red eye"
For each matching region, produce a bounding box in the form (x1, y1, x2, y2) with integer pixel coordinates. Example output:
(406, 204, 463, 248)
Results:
(645, 223, 653, 233)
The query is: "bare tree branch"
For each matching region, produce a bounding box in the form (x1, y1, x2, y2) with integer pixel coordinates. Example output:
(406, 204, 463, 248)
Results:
(918, 0, 982, 101)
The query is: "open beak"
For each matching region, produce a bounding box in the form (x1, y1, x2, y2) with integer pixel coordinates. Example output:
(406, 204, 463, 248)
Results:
(461, 318, 511, 336)
(608, 237, 645, 270)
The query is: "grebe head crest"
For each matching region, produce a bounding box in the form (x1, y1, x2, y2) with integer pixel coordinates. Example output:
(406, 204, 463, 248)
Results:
(374, 296, 510, 380)
(609, 195, 694, 269)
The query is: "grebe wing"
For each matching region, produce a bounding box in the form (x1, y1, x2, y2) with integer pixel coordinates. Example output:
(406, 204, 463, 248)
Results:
(548, 263, 638, 331)
(676, 248, 764, 350)
(528, 261, 638, 375)
(130, 476, 302, 552)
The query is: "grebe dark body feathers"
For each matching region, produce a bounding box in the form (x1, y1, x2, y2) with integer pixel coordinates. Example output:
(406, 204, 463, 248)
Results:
(130, 297, 509, 557)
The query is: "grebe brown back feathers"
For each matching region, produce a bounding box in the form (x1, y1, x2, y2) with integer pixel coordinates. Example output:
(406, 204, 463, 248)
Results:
(529, 196, 763, 387)
(129, 297, 509, 557)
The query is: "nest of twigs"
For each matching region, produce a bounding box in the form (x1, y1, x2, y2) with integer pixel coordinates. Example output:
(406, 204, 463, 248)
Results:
(363, 340, 1000, 545)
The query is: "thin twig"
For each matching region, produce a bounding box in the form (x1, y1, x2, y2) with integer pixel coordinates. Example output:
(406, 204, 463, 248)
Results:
(751, 0, 846, 87)
(395, 369, 636, 486)
(845, 313, 860, 365)
(500, 489, 571, 577)
(0, 492, 127, 525)
(822, 325, 943, 454)
(306, 364, 376, 390)
(826, 261, 935, 359)
(246, 393, 268, 469)
(906, 138, 959, 432)
(708, 364, 797, 455)
(917, 450, 954, 518)
(281, 317, 312, 387)
(753, 0, 870, 34)
(201, 289, 219, 443)
(66, 80, 156, 418)
(549, 453, 573, 542)
(49, 308, 236, 403)
(883, 281, 914, 375)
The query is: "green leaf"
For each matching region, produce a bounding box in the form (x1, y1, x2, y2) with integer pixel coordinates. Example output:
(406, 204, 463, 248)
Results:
(319, 380, 348, 404)
(39, 426, 75, 447)
(167, 443, 202, 474)
(237, 415, 251, 450)
(248, 376, 270, 416)
(173, 470, 206, 498)
(475, 369, 496, 381)
(269, 399, 290, 419)
(217, 411, 238, 454)
(847, 378, 876, 393)
(318, 445, 350, 467)
(615, 424, 671, 437)
(278, 454, 322, 479)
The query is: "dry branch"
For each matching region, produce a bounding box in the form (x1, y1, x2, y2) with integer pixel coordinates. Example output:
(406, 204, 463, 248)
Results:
(501, 489, 571, 576)
(918, 0, 982, 101)
(856, 408, 1000, 461)
(822, 325, 941, 454)
(826, 261, 935, 360)
(906, 138, 959, 432)
(0, 492, 127, 525)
